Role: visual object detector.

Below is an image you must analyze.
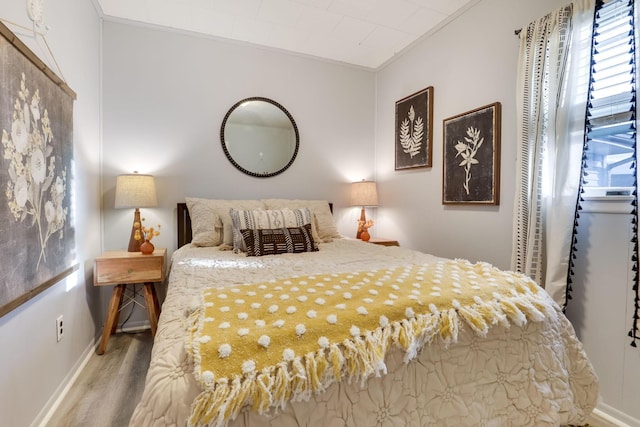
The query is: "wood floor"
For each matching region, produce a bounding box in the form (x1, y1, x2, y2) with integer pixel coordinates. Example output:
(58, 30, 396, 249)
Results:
(46, 330, 153, 427)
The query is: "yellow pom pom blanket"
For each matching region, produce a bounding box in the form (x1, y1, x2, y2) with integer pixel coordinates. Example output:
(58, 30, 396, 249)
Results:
(186, 259, 555, 427)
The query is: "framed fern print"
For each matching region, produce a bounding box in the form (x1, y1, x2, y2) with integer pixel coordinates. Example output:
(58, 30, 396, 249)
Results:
(395, 87, 433, 170)
(442, 102, 501, 205)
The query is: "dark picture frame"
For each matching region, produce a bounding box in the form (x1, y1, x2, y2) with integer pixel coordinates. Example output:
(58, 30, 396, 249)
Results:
(0, 22, 77, 317)
(442, 102, 501, 205)
(395, 86, 433, 170)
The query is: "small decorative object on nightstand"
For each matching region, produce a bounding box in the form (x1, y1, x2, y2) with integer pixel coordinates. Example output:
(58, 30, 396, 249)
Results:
(139, 220, 161, 255)
(368, 238, 399, 247)
(140, 239, 155, 254)
(93, 248, 166, 355)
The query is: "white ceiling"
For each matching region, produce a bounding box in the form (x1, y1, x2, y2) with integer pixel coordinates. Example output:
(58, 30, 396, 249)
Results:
(96, 0, 478, 69)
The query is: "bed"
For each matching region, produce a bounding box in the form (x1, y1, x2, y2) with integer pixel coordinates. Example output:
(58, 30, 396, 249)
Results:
(129, 198, 598, 427)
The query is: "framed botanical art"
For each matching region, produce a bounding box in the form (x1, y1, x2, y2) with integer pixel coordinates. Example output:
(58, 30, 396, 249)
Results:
(0, 22, 77, 317)
(442, 102, 501, 205)
(395, 86, 433, 170)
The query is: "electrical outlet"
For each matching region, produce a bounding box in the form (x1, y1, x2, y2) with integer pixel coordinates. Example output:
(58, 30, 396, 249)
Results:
(56, 315, 64, 342)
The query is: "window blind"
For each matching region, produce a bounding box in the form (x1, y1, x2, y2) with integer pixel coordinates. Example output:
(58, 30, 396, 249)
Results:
(583, 0, 636, 189)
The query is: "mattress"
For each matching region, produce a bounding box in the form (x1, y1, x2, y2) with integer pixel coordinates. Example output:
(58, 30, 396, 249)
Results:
(129, 239, 598, 427)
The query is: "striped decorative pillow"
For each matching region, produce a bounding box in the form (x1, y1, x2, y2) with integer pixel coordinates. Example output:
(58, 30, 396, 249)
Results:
(241, 224, 317, 257)
(229, 208, 314, 253)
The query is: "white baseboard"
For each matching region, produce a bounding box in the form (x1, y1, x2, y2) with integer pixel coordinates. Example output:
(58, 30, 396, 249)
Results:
(595, 403, 640, 427)
(31, 338, 97, 427)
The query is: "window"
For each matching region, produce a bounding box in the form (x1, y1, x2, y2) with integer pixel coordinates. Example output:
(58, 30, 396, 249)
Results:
(570, 0, 640, 347)
(582, 0, 637, 198)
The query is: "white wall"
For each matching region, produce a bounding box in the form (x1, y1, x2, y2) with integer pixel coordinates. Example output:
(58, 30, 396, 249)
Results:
(374, 0, 566, 269)
(100, 21, 375, 325)
(100, 20, 376, 252)
(566, 204, 640, 425)
(0, 1, 102, 426)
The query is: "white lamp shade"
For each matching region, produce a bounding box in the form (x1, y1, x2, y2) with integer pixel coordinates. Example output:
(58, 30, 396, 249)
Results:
(114, 173, 158, 208)
(351, 180, 378, 206)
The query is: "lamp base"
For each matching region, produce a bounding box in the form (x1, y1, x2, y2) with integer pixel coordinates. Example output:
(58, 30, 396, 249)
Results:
(127, 208, 142, 252)
(356, 206, 366, 239)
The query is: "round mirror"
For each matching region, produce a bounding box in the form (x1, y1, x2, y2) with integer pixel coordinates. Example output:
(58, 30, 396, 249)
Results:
(221, 97, 299, 178)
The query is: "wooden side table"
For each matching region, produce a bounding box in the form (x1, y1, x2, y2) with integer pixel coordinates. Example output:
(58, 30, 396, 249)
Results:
(368, 238, 400, 247)
(94, 248, 166, 355)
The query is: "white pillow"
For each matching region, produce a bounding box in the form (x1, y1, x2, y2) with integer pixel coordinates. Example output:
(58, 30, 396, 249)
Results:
(185, 197, 265, 247)
(261, 199, 341, 242)
(229, 207, 315, 253)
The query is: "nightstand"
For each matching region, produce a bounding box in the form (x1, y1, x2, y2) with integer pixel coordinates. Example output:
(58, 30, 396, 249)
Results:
(368, 238, 399, 247)
(94, 248, 166, 355)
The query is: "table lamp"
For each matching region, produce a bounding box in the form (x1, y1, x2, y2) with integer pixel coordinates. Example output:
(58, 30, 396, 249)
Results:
(115, 172, 158, 252)
(350, 180, 378, 239)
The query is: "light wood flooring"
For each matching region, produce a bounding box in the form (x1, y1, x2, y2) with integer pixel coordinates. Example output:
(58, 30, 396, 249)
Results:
(46, 331, 614, 427)
(46, 330, 153, 427)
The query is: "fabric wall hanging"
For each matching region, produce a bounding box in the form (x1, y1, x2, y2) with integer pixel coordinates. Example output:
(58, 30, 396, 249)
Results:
(0, 22, 77, 317)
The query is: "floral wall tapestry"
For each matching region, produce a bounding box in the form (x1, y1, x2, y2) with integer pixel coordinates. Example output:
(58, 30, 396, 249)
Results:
(0, 23, 76, 317)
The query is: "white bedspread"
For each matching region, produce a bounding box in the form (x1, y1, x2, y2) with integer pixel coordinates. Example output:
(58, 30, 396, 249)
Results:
(129, 239, 598, 427)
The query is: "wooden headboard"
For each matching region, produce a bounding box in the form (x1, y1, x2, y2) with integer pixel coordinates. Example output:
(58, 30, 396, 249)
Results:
(177, 202, 333, 249)
(177, 203, 192, 249)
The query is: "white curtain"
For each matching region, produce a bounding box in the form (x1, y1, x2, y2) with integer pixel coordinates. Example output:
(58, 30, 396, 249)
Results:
(512, 0, 595, 307)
